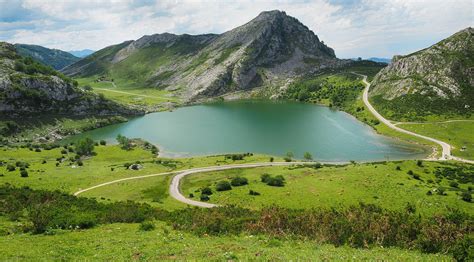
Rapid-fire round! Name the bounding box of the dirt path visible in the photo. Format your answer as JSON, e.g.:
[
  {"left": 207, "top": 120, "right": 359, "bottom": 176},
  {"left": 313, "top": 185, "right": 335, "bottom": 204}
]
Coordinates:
[
  {"left": 74, "top": 161, "right": 317, "bottom": 208},
  {"left": 355, "top": 73, "right": 473, "bottom": 164}
]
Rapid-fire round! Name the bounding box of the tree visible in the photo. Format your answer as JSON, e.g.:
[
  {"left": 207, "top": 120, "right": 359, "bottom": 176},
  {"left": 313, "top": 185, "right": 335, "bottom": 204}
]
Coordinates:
[
  {"left": 75, "top": 137, "right": 95, "bottom": 156},
  {"left": 304, "top": 152, "right": 313, "bottom": 161},
  {"left": 116, "top": 134, "right": 132, "bottom": 150},
  {"left": 284, "top": 151, "right": 294, "bottom": 162}
]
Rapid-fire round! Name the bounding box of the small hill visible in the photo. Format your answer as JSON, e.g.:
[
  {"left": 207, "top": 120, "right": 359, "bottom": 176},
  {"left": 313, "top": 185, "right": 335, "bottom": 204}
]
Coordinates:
[
  {"left": 0, "top": 42, "right": 142, "bottom": 116},
  {"left": 63, "top": 10, "right": 346, "bottom": 101},
  {"left": 370, "top": 27, "right": 474, "bottom": 120},
  {"left": 14, "top": 44, "right": 80, "bottom": 70}
]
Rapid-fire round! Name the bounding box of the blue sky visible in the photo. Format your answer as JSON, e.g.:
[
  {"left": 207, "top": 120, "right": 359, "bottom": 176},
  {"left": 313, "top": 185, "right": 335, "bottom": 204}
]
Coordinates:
[{"left": 0, "top": 0, "right": 472, "bottom": 58}]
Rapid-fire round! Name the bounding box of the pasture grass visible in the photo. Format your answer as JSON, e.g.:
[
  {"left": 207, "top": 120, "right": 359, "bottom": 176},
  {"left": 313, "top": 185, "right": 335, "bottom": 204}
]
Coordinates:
[{"left": 0, "top": 221, "right": 452, "bottom": 261}]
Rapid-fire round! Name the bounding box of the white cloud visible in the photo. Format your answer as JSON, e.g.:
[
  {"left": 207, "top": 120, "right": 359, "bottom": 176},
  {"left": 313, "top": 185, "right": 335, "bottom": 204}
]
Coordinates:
[{"left": 0, "top": 0, "right": 472, "bottom": 57}]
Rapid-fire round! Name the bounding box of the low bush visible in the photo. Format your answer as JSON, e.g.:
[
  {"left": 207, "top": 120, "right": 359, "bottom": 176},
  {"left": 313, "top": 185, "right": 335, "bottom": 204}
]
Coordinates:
[
  {"left": 200, "top": 194, "right": 210, "bottom": 201},
  {"left": 6, "top": 164, "right": 15, "bottom": 171},
  {"left": 201, "top": 187, "right": 213, "bottom": 195},
  {"left": 20, "top": 170, "right": 28, "bottom": 177},
  {"left": 249, "top": 190, "right": 261, "bottom": 196},
  {"left": 216, "top": 181, "right": 232, "bottom": 191},
  {"left": 261, "top": 174, "right": 285, "bottom": 187},
  {"left": 99, "top": 140, "right": 107, "bottom": 146},
  {"left": 230, "top": 177, "right": 248, "bottom": 187},
  {"left": 139, "top": 221, "right": 155, "bottom": 231},
  {"left": 449, "top": 181, "right": 459, "bottom": 188},
  {"left": 461, "top": 192, "right": 472, "bottom": 202}
]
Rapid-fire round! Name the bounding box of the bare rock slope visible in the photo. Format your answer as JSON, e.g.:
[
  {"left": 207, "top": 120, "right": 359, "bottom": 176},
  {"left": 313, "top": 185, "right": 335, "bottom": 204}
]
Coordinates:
[{"left": 63, "top": 10, "right": 346, "bottom": 101}]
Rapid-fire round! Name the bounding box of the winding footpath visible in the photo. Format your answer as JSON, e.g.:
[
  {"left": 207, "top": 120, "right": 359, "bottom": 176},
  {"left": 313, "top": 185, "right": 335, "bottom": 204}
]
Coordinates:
[
  {"left": 357, "top": 73, "right": 473, "bottom": 164},
  {"left": 74, "top": 161, "right": 314, "bottom": 207}
]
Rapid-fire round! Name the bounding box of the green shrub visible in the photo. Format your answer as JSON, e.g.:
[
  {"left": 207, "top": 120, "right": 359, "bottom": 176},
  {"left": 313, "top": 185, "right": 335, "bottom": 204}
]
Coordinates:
[
  {"left": 77, "top": 160, "right": 83, "bottom": 166},
  {"left": 461, "top": 192, "right": 471, "bottom": 202},
  {"left": 261, "top": 174, "right": 271, "bottom": 183},
  {"left": 139, "top": 221, "right": 155, "bottom": 231},
  {"left": 6, "top": 164, "right": 15, "bottom": 171},
  {"left": 407, "top": 170, "right": 414, "bottom": 176},
  {"left": 201, "top": 187, "right": 213, "bottom": 195},
  {"left": 417, "top": 160, "right": 423, "bottom": 167},
  {"left": 269, "top": 157, "right": 274, "bottom": 162},
  {"left": 99, "top": 140, "right": 106, "bottom": 146},
  {"left": 20, "top": 170, "right": 28, "bottom": 177},
  {"left": 449, "top": 181, "right": 459, "bottom": 188},
  {"left": 266, "top": 175, "right": 285, "bottom": 187},
  {"left": 200, "top": 194, "right": 210, "bottom": 201},
  {"left": 216, "top": 181, "right": 232, "bottom": 191},
  {"left": 396, "top": 166, "right": 401, "bottom": 171},
  {"left": 230, "top": 177, "right": 248, "bottom": 187},
  {"left": 249, "top": 190, "right": 260, "bottom": 196},
  {"left": 61, "top": 149, "right": 68, "bottom": 154},
  {"left": 75, "top": 137, "right": 95, "bottom": 156}
]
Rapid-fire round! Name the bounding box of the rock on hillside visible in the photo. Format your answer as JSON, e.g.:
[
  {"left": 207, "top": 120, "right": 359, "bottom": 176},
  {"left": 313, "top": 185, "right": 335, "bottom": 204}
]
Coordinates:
[
  {"left": 63, "top": 10, "right": 347, "bottom": 101},
  {"left": 15, "top": 44, "right": 80, "bottom": 70},
  {"left": 0, "top": 42, "right": 142, "bottom": 117},
  {"left": 369, "top": 27, "right": 473, "bottom": 119}
]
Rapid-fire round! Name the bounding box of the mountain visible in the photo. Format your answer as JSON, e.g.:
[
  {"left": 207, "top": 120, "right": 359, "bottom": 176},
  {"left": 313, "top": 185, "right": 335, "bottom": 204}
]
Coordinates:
[
  {"left": 367, "top": 57, "right": 391, "bottom": 64},
  {"left": 63, "top": 10, "right": 346, "bottom": 101},
  {"left": 68, "top": 49, "right": 95, "bottom": 58},
  {"left": 0, "top": 42, "right": 141, "bottom": 116},
  {"left": 14, "top": 44, "right": 80, "bottom": 70},
  {"left": 369, "top": 27, "right": 473, "bottom": 120}
]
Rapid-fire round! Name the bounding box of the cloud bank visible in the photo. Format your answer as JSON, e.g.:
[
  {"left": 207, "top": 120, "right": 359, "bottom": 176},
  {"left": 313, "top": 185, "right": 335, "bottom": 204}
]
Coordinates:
[{"left": 0, "top": 0, "right": 472, "bottom": 58}]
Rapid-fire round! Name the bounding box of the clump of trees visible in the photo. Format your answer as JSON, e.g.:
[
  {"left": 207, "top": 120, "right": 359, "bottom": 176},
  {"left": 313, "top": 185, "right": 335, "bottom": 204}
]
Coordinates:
[
  {"left": 116, "top": 134, "right": 132, "bottom": 150},
  {"left": 75, "top": 137, "right": 95, "bottom": 156}
]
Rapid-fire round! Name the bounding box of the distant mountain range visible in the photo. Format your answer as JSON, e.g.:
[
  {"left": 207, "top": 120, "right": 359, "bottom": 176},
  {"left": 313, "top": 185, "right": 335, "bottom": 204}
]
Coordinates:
[
  {"left": 62, "top": 10, "right": 347, "bottom": 101},
  {"left": 350, "top": 57, "right": 391, "bottom": 64},
  {"left": 14, "top": 44, "right": 80, "bottom": 70},
  {"left": 370, "top": 27, "right": 473, "bottom": 120},
  {"left": 68, "top": 49, "right": 95, "bottom": 58}
]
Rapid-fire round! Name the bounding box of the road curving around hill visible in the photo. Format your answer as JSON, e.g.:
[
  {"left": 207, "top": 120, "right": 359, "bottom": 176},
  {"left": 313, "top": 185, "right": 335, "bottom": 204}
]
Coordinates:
[{"left": 356, "top": 73, "right": 473, "bottom": 164}]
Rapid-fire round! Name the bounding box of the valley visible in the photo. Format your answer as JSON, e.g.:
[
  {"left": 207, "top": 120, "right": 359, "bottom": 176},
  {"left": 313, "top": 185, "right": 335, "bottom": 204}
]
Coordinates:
[{"left": 0, "top": 7, "right": 472, "bottom": 261}]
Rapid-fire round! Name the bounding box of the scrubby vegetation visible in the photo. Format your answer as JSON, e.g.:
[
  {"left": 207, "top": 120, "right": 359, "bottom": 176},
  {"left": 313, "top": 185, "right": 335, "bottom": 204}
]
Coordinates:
[{"left": 1, "top": 185, "right": 472, "bottom": 260}]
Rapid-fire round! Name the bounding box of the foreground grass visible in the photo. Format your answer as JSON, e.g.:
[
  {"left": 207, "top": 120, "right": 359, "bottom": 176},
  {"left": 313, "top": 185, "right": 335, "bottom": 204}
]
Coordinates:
[
  {"left": 0, "top": 221, "right": 453, "bottom": 261},
  {"left": 181, "top": 161, "right": 474, "bottom": 216},
  {"left": 399, "top": 121, "right": 474, "bottom": 160}
]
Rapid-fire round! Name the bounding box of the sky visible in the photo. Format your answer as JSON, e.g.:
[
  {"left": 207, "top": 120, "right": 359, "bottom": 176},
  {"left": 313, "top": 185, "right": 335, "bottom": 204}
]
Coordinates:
[{"left": 0, "top": 0, "right": 472, "bottom": 58}]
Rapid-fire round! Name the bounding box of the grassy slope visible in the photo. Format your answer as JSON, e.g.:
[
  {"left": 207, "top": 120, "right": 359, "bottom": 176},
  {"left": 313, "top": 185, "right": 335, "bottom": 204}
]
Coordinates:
[
  {"left": 76, "top": 77, "right": 180, "bottom": 111},
  {"left": 180, "top": 161, "right": 474, "bottom": 216},
  {"left": 0, "top": 220, "right": 450, "bottom": 261},
  {"left": 0, "top": 146, "right": 278, "bottom": 206},
  {"left": 398, "top": 121, "right": 474, "bottom": 160}
]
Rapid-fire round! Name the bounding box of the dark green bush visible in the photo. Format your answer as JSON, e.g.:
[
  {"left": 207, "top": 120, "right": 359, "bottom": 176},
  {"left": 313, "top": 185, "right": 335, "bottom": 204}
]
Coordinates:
[
  {"left": 99, "top": 140, "right": 106, "bottom": 146},
  {"left": 200, "top": 194, "right": 210, "bottom": 201},
  {"left": 216, "top": 181, "right": 232, "bottom": 191},
  {"left": 449, "top": 181, "right": 459, "bottom": 188},
  {"left": 201, "top": 187, "right": 213, "bottom": 195},
  {"left": 261, "top": 174, "right": 271, "bottom": 183},
  {"left": 6, "top": 164, "right": 15, "bottom": 171},
  {"left": 249, "top": 190, "right": 261, "bottom": 196},
  {"left": 230, "top": 177, "right": 248, "bottom": 187},
  {"left": 20, "top": 170, "right": 28, "bottom": 177},
  {"left": 139, "top": 221, "right": 155, "bottom": 231},
  {"left": 461, "top": 192, "right": 472, "bottom": 202}
]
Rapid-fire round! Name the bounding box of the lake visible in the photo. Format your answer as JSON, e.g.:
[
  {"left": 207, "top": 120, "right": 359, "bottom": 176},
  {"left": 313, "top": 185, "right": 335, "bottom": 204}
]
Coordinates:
[{"left": 72, "top": 100, "right": 428, "bottom": 161}]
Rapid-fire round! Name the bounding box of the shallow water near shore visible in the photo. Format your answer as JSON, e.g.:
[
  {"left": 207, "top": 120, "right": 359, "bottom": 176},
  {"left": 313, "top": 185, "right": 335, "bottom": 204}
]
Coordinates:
[{"left": 69, "top": 100, "right": 429, "bottom": 161}]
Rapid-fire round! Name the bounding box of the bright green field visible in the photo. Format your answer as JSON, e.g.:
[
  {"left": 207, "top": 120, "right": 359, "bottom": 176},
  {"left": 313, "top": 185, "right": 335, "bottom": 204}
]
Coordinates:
[
  {"left": 181, "top": 161, "right": 474, "bottom": 216},
  {"left": 0, "top": 220, "right": 450, "bottom": 261},
  {"left": 76, "top": 77, "right": 180, "bottom": 110},
  {"left": 398, "top": 121, "right": 474, "bottom": 160},
  {"left": 0, "top": 146, "right": 277, "bottom": 195}
]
